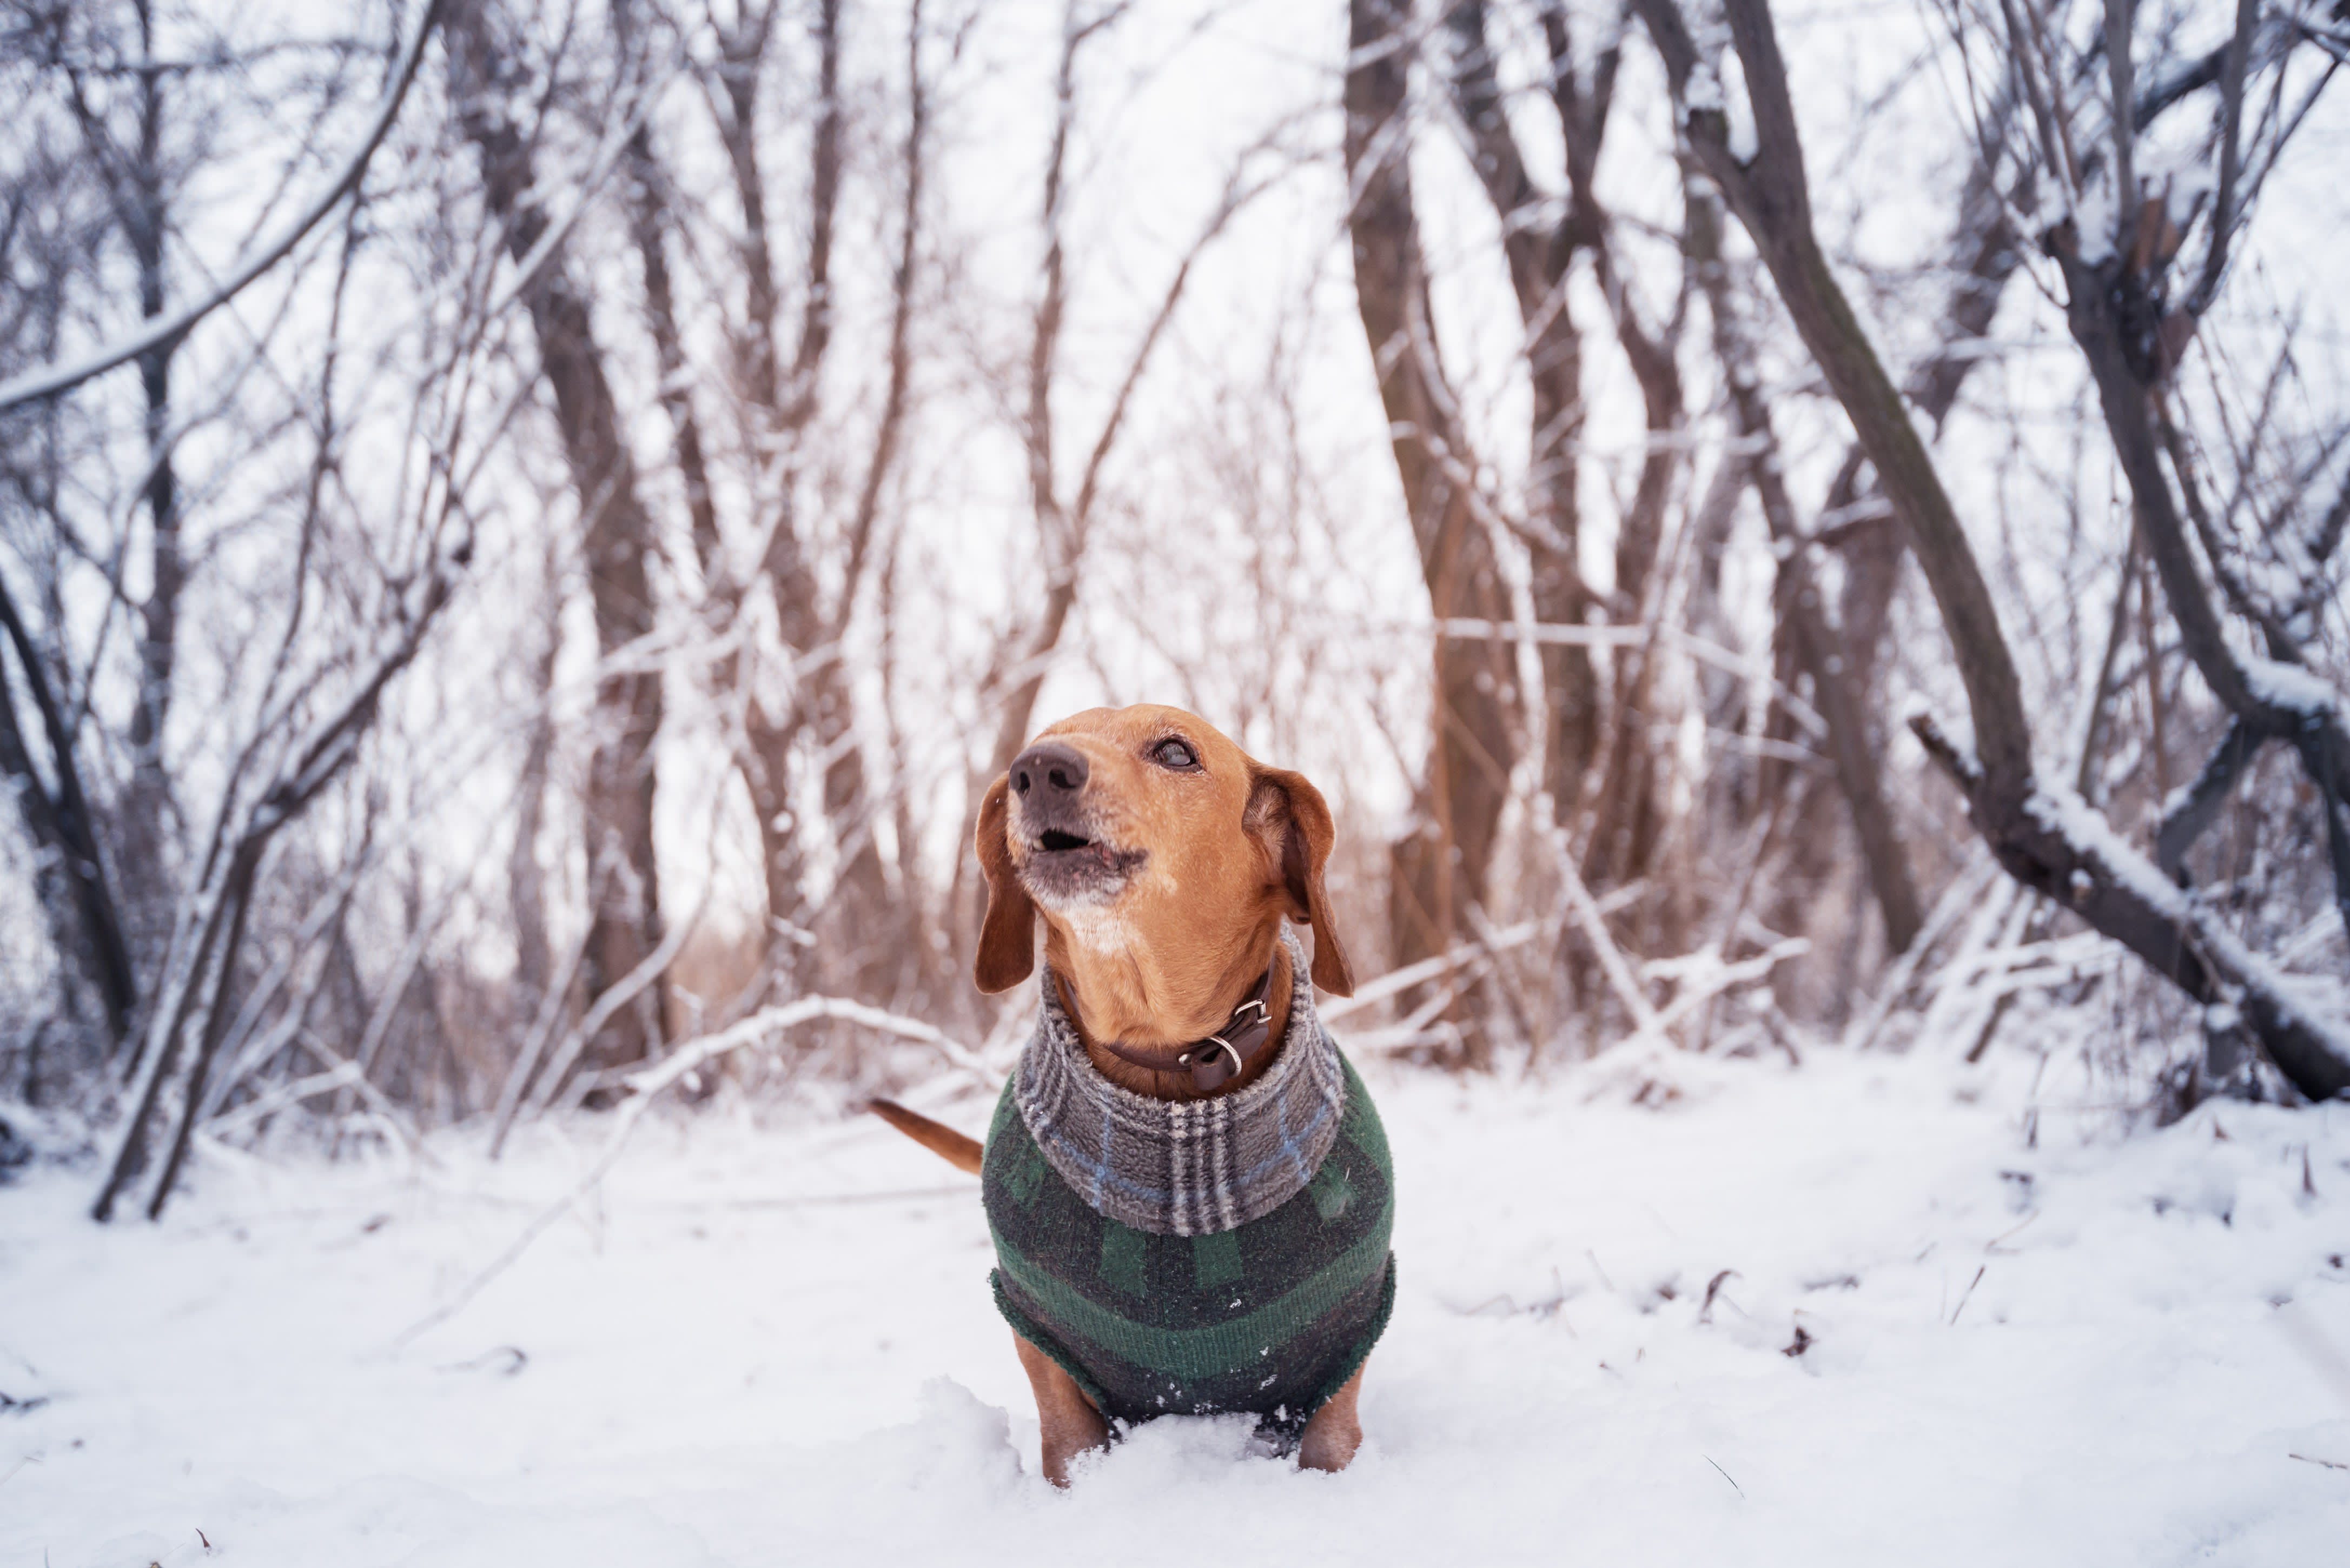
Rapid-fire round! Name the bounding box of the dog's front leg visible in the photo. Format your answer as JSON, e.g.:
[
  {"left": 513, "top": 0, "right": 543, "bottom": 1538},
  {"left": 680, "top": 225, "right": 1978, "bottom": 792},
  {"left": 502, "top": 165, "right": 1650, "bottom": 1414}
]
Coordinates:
[
  {"left": 1295, "top": 1363, "right": 1365, "bottom": 1472},
  {"left": 1012, "top": 1332, "right": 1109, "bottom": 1486}
]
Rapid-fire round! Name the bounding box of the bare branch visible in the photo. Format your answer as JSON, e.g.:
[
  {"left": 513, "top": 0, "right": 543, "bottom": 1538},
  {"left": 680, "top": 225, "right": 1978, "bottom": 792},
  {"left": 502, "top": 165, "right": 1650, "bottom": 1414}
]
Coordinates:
[
  {"left": 0, "top": 0, "right": 445, "bottom": 414},
  {"left": 392, "top": 995, "right": 991, "bottom": 1348},
  {"left": 2190, "top": 0, "right": 2263, "bottom": 314}
]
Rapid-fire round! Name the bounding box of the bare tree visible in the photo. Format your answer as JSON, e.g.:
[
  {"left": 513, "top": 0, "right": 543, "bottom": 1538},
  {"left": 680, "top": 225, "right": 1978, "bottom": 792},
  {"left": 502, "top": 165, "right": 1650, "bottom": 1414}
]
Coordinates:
[
  {"left": 1682, "top": 169, "right": 1924, "bottom": 958},
  {"left": 1631, "top": 0, "right": 2349, "bottom": 1100},
  {"left": 645, "top": 0, "right": 917, "bottom": 1006},
  {"left": 447, "top": 0, "right": 669, "bottom": 1078},
  {"left": 0, "top": 0, "right": 501, "bottom": 1207},
  {"left": 94, "top": 541, "right": 466, "bottom": 1219},
  {"left": 1436, "top": 2, "right": 1703, "bottom": 917},
  {"left": 3, "top": 0, "right": 2337, "bottom": 1189},
  {"left": 1345, "top": 0, "right": 1522, "bottom": 1059},
  {"left": 944, "top": 0, "right": 1276, "bottom": 984}
]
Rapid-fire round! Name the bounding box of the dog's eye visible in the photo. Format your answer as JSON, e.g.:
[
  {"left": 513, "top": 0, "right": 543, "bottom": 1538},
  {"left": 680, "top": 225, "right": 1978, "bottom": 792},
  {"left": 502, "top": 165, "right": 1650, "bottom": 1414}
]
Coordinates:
[{"left": 1151, "top": 738, "right": 1199, "bottom": 771}]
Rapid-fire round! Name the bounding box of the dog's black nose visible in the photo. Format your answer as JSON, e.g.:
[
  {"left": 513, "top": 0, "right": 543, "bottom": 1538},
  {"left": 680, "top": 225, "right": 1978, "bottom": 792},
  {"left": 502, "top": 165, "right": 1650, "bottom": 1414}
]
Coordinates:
[{"left": 1010, "top": 740, "right": 1089, "bottom": 802}]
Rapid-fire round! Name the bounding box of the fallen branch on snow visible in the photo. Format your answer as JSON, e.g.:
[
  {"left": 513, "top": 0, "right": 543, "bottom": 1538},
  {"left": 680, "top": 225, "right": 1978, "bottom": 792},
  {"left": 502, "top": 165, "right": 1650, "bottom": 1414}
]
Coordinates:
[{"left": 389, "top": 996, "right": 990, "bottom": 1348}]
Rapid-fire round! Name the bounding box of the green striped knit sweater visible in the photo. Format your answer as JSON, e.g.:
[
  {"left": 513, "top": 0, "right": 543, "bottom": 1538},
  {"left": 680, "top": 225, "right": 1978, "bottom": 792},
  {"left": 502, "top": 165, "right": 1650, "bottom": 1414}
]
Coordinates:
[{"left": 982, "top": 1045, "right": 1395, "bottom": 1438}]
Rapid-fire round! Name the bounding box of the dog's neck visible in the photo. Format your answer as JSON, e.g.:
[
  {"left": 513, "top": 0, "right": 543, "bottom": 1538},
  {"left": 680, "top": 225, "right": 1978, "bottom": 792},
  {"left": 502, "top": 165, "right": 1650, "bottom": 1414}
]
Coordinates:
[{"left": 1044, "top": 919, "right": 1295, "bottom": 1102}]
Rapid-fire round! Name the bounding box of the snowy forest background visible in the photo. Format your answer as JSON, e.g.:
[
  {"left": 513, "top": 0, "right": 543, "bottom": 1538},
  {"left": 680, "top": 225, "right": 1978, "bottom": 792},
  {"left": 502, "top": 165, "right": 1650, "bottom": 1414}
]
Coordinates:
[
  {"left": 5, "top": 0, "right": 2350, "bottom": 1558},
  {"left": 4, "top": 0, "right": 2345, "bottom": 1213}
]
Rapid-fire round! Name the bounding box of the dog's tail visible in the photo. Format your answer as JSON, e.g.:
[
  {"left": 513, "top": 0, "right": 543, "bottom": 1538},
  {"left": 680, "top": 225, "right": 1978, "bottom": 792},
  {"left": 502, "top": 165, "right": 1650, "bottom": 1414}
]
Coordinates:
[{"left": 868, "top": 1099, "right": 985, "bottom": 1175}]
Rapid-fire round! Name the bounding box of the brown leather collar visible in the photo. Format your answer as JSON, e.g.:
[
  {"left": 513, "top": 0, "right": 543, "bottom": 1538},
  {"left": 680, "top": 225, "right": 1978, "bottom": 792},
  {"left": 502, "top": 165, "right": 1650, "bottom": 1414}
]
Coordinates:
[{"left": 1093, "top": 967, "right": 1277, "bottom": 1092}]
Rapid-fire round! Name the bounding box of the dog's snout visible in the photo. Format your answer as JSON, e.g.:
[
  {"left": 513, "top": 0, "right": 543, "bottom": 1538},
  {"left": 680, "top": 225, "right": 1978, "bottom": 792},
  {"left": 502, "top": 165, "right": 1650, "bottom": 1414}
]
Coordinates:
[{"left": 1010, "top": 741, "right": 1089, "bottom": 803}]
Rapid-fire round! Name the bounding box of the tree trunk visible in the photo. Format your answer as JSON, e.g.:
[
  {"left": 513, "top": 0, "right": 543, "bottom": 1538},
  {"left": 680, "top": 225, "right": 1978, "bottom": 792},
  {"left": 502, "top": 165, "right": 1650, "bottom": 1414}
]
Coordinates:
[
  {"left": 0, "top": 577, "right": 137, "bottom": 1046},
  {"left": 1578, "top": 263, "right": 1683, "bottom": 896},
  {"left": 1685, "top": 177, "right": 1923, "bottom": 954},
  {"left": 1348, "top": 0, "right": 1519, "bottom": 1059},
  {"left": 111, "top": 2, "right": 184, "bottom": 984},
  {"left": 448, "top": 0, "right": 665, "bottom": 1075},
  {"left": 704, "top": 0, "right": 897, "bottom": 995},
  {"left": 1442, "top": 2, "right": 1600, "bottom": 827},
  {"left": 506, "top": 549, "right": 560, "bottom": 1028}
]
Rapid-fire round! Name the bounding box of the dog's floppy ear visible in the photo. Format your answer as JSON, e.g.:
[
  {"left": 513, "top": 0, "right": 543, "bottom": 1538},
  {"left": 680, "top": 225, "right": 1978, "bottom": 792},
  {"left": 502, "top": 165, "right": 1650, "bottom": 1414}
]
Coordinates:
[
  {"left": 973, "top": 772, "right": 1036, "bottom": 993},
  {"left": 1246, "top": 766, "right": 1356, "bottom": 998}
]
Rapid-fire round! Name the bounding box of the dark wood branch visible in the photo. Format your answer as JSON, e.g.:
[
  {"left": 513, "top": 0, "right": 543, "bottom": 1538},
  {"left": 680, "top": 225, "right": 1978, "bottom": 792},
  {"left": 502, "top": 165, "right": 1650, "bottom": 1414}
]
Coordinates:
[
  {"left": 2154, "top": 715, "right": 2265, "bottom": 879},
  {"left": 620, "top": 112, "right": 720, "bottom": 577},
  {"left": 2191, "top": 0, "right": 2267, "bottom": 315},
  {"left": 2075, "top": 528, "right": 2142, "bottom": 799},
  {"left": 712, "top": 0, "right": 785, "bottom": 415},
  {"left": 143, "top": 846, "right": 260, "bottom": 1217},
  {"left": 1023, "top": 2, "right": 1083, "bottom": 560},
  {"left": 1442, "top": 2, "right": 1548, "bottom": 311},
  {"left": 1539, "top": 0, "right": 1620, "bottom": 223},
  {"left": 835, "top": 0, "right": 927, "bottom": 644},
  {"left": 2311, "top": 725, "right": 2350, "bottom": 943},
  {"left": 1441, "top": 0, "right": 1600, "bottom": 823},
  {"left": 448, "top": 0, "right": 667, "bottom": 1071},
  {"left": 2303, "top": 470, "right": 2350, "bottom": 608},
  {"left": 1914, "top": 709, "right": 2348, "bottom": 1100},
  {"left": 0, "top": 571, "right": 137, "bottom": 1043},
  {"left": 781, "top": 0, "right": 843, "bottom": 440},
  {"left": 1592, "top": 243, "right": 1682, "bottom": 611},
  {"left": 2105, "top": 0, "right": 2137, "bottom": 263},
  {"left": 2053, "top": 234, "right": 2350, "bottom": 806},
  {"left": 2156, "top": 406, "right": 2294, "bottom": 655},
  {"left": 1997, "top": 0, "right": 2075, "bottom": 194},
  {"left": 2138, "top": 32, "right": 2234, "bottom": 121},
  {"left": 754, "top": 0, "right": 844, "bottom": 660}
]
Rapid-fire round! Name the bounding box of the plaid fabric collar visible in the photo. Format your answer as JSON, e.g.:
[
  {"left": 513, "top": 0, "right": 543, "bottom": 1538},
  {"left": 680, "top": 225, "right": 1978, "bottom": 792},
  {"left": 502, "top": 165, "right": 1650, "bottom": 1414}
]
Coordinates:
[{"left": 1012, "top": 928, "right": 1347, "bottom": 1237}]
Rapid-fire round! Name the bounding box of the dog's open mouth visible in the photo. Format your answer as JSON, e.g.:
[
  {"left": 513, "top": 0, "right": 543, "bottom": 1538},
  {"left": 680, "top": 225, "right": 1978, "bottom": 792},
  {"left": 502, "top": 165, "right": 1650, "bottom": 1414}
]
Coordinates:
[{"left": 1020, "top": 829, "right": 1147, "bottom": 905}]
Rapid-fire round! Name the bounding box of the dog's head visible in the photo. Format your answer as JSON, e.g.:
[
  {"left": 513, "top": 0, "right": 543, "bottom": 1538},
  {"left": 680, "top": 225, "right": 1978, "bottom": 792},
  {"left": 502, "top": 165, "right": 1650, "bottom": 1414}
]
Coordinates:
[{"left": 972, "top": 705, "right": 1354, "bottom": 1012}]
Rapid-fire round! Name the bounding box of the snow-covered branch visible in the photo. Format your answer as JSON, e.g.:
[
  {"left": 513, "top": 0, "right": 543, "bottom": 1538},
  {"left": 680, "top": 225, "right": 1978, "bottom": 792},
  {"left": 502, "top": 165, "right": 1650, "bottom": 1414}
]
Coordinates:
[{"left": 0, "top": 0, "right": 445, "bottom": 415}]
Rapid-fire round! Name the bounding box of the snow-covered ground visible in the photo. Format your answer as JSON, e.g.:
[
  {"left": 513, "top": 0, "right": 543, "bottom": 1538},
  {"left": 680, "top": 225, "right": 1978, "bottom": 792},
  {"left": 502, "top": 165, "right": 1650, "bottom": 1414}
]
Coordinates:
[{"left": 5, "top": 1041, "right": 2347, "bottom": 1567}]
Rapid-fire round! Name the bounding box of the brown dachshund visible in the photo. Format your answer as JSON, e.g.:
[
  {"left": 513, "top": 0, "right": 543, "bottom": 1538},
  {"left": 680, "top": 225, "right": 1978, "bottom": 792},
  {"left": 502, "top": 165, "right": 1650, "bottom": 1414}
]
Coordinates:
[{"left": 872, "top": 704, "right": 1385, "bottom": 1485}]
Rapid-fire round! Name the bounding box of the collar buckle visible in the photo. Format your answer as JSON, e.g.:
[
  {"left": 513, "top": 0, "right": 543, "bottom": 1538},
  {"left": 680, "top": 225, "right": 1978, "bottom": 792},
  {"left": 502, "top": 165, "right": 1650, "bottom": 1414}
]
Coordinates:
[
  {"left": 1188, "top": 1034, "right": 1246, "bottom": 1079},
  {"left": 1102, "top": 966, "right": 1279, "bottom": 1092}
]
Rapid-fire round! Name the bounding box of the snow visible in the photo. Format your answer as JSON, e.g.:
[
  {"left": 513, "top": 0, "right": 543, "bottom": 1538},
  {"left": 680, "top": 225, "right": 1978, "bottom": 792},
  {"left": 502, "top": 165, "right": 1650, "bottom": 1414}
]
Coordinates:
[
  {"left": 5, "top": 1046, "right": 2349, "bottom": 1567},
  {"left": 1679, "top": 56, "right": 1758, "bottom": 166},
  {"left": 2028, "top": 785, "right": 2194, "bottom": 921},
  {"left": 2075, "top": 168, "right": 2119, "bottom": 267},
  {"left": 2026, "top": 785, "right": 2350, "bottom": 1058},
  {"left": 1685, "top": 62, "right": 1727, "bottom": 114},
  {"left": 2245, "top": 658, "right": 2339, "bottom": 717},
  {"left": 1719, "top": 49, "right": 1759, "bottom": 167}
]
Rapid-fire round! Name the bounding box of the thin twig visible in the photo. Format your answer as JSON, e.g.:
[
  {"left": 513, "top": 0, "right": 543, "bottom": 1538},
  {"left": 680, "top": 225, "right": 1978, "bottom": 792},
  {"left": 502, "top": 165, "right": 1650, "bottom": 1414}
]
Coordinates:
[
  {"left": 1950, "top": 1264, "right": 1988, "bottom": 1325},
  {"left": 1553, "top": 828, "right": 1660, "bottom": 1034},
  {"left": 390, "top": 995, "right": 991, "bottom": 1348},
  {"left": 1319, "top": 920, "right": 1545, "bottom": 1022}
]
